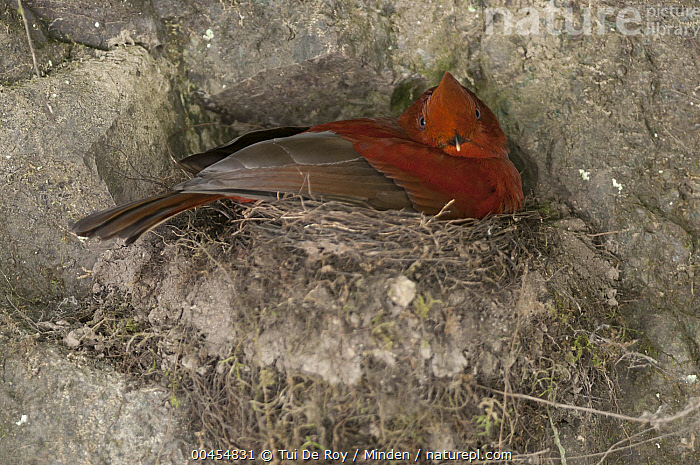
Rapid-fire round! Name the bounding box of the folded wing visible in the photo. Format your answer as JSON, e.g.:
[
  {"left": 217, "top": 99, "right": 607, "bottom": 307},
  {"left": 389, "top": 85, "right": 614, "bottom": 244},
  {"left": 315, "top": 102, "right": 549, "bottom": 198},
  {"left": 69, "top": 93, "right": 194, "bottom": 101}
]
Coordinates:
[
  {"left": 177, "top": 131, "right": 413, "bottom": 210},
  {"left": 72, "top": 130, "right": 415, "bottom": 244}
]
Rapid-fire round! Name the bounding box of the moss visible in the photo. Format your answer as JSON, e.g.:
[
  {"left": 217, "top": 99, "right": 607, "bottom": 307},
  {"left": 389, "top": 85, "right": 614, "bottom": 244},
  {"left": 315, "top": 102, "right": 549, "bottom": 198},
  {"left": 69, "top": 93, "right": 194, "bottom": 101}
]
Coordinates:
[
  {"left": 413, "top": 293, "right": 442, "bottom": 321},
  {"left": 390, "top": 78, "right": 429, "bottom": 116}
]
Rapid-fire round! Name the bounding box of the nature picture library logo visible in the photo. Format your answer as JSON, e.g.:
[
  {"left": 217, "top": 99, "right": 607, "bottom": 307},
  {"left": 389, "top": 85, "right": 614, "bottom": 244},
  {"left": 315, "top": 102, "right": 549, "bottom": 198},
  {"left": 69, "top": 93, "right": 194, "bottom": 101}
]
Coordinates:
[{"left": 483, "top": 4, "right": 700, "bottom": 37}]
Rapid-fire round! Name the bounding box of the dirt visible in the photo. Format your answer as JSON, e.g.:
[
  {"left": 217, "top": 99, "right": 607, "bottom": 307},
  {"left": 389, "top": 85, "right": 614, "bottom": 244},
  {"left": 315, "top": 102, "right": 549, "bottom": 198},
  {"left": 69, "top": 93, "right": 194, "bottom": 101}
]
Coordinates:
[
  {"left": 1, "top": 0, "right": 699, "bottom": 463},
  {"left": 40, "top": 200, "right": 646, "bottom": 461},
  {"left": 0, "top": 319, "right": 191, "bottom": 464}
]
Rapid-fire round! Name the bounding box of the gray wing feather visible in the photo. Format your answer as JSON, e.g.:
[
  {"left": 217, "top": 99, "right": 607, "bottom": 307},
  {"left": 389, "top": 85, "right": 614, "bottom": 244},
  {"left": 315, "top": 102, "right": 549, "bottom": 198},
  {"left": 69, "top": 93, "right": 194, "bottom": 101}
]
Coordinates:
[
  {"left": 194, "top": 131, "right": 364, "bottom": 172},
  {"left": 175, "top": 131, "right": 413, "bottom": 210}
]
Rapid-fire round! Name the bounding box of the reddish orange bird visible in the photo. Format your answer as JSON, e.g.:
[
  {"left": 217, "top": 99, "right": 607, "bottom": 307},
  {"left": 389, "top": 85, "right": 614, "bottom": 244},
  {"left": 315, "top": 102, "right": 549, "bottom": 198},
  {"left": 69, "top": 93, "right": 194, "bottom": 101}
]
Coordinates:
[{"left": 72, "top": 72, "right": 523, "bottom": 244}]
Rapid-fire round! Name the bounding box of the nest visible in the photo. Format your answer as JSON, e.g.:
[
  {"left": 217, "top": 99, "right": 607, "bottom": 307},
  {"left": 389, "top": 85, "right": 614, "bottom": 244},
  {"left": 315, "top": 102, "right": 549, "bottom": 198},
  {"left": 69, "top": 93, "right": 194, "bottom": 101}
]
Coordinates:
[
  {"left": 181, "top": 197, "right": 540, "bottom": 292},
  {"left": 37, "top": 198, "right": 650, "bottom": 460}
]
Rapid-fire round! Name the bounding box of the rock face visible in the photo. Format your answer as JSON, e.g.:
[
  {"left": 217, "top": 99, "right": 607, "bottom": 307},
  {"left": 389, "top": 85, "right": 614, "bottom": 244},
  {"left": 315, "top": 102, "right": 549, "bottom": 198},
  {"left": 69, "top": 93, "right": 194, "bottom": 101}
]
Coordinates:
[
  {"left": 1, "top": 0, "right": 699, "bottom": 463},
  {"left": 0, "top": 45, "right": 181, "bottom": 300},
  {"left": 0, "top": 337, "right": 191, "bottom": 464}
]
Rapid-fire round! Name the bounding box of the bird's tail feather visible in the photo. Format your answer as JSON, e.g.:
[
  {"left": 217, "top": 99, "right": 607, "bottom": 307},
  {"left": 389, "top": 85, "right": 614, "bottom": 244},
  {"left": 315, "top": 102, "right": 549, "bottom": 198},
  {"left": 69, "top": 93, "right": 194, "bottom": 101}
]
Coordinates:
[{"left": 71, "top": 192, "right": 224, "bottom": 244}]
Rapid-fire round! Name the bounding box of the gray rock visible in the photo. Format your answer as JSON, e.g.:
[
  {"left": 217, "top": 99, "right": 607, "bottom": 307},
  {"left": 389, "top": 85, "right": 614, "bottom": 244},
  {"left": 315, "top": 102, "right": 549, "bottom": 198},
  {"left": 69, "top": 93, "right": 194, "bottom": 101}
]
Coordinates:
[{"left": 0, "top": 342, "right": 193, "bottom": 464}]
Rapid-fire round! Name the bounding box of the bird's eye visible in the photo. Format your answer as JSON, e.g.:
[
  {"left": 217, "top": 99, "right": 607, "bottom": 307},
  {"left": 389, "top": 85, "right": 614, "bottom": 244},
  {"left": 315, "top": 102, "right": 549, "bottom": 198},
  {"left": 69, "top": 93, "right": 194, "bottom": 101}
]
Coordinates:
[
  {"left": 418, "top": 115, "right": 426, "bottom": 130},
  {"left": 475, "top": 107, "right": 481, "bottom": 120}
]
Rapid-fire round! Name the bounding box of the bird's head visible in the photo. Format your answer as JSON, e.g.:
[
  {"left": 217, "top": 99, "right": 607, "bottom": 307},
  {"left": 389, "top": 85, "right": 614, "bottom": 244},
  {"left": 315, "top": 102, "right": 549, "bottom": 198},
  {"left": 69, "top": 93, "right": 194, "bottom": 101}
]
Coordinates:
[{"left": 399, "top": 72, "right": 508, "bottom": 159}]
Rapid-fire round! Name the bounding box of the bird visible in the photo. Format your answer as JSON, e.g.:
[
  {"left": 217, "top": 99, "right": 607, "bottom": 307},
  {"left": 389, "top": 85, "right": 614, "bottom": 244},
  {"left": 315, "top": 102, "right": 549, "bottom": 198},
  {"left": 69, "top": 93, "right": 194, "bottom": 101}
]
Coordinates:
[{"left": 72, "top": 72, "right": 523, "bottom": 244}]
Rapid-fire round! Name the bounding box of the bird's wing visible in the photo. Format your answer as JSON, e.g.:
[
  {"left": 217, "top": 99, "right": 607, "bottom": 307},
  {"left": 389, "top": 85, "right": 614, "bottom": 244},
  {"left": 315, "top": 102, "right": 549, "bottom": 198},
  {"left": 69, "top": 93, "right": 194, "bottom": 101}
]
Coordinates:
[
  {"left": 176, "top": 131, "right": 414, "bottom": 210},
  {"left": 351, "top": 136, "right": 517, "bottom": 218},
  {"left": 349, "top": 137, "right": 457, "bottom": 215},
  {"left": 177, "top": 126, "right": 310, "bottom": 174}
]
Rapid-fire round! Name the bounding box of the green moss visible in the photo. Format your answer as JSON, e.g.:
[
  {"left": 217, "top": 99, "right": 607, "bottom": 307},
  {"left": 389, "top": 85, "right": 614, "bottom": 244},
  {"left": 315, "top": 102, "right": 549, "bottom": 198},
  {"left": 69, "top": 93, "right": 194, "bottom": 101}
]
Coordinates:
[
  {"left": 538, "top": 201, "right": 554, "bottom": 217},
  {"left": 371, "top": 321, "right": 396, "bottom": 349},
  {"left": 390, "top": 78, "right": 429, "bottom": 117},
  {"left": 474, "top": 397, "right": 503, "bottom": 438},
  {"left": 551, "top": 291, "right": 574, "bottom": 323},
  {"left": 426, "top": 53, "right": 458, "bottom": 83},
  {"left": 566, "top": 333, "right": 589, "bottom": 364},
  {"left": 413, "top": 293, "right": 443, "bottom": 321}
]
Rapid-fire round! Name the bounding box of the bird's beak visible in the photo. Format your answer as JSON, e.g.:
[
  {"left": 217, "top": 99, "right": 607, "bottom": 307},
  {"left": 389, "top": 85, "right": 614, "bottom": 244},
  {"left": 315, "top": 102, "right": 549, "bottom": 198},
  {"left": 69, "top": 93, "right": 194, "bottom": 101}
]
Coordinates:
[{"left": 455, "top": 136, "right": 461, "bottom": 152}]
